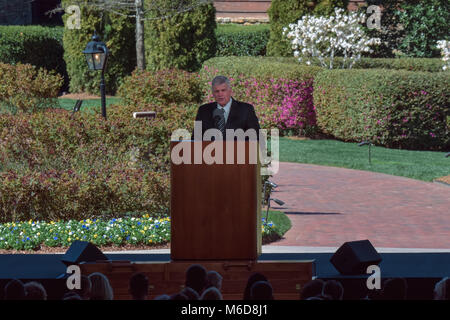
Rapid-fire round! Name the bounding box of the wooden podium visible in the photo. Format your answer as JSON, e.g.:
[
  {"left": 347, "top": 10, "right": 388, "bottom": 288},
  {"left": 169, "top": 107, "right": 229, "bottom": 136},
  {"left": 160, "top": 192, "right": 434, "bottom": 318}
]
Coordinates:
[
  {"left": 75, "top": 141, "right": 315, "bottom": 300},
  {"left": 170, "top": 140, "right": 262, "bottom": 260}
]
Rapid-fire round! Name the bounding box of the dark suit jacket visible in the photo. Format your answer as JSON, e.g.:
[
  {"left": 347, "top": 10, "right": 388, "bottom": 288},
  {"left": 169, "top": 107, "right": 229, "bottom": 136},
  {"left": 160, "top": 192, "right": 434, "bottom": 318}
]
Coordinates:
[{"left": 193, "top": 98, "right": 260, "bottom": 140}]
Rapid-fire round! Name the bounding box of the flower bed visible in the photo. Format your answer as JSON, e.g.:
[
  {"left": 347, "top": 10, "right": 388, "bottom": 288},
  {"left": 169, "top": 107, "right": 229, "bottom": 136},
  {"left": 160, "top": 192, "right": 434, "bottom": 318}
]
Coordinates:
[{"left": 0, "top": 214, "right": 279, "bottom": 251}]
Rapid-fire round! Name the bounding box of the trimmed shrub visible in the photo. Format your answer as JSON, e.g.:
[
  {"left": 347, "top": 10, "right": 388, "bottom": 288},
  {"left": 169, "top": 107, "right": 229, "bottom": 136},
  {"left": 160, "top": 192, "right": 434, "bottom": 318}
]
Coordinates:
[
  {"left": 203, "top": 56, "right": 444, "bottom": 73},
  {"left": 0, "top": 97, "right": 198, "bottom": 222},
  {"left": 0, "top": 63, "right": 63, "bottom": 114},
  {"left": 267, "top": 0, "right": 348, "bottom": 57},
  {"left": 0, "top": 25, "right": 65, "bottom": 77},
  {"left": 216, "top": 23, "right": 270, "bottom": 56},
  {"left": 349, "top": 57, "right": 444, "bottom": 72},
  {"left": 202, "top": 56, "right": 322, "bottom": 80},
  {"left": 118, "top": 68, "right": 204, "bottom": 107},
  {"left": 294, "top": 56, "right": 444, "bottom": 72},
  {"left": 61, "top": 0, "right": 136, "bottom": 94},
  {"left": 313, "top": 69, "right": 450, "bottom": 150},
  {"left": 0, "top": 165, "right": 169, "bottom": 223},
  {"left": 145, "top": 0, "right": 217, "bottom": 72}
]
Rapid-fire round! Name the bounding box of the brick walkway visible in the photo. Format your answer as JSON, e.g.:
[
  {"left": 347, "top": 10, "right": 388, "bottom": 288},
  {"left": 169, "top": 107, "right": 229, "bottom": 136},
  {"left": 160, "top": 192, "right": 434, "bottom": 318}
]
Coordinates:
[{"left": 269, "top": 162, "right": 450, "bottom": 249}]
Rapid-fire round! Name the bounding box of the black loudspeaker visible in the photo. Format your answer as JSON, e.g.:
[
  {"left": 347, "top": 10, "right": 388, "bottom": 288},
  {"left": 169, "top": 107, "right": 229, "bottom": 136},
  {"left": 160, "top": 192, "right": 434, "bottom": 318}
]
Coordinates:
[
  {"left": 61, "top": 241, "right": 108, "bottom": 266},
  {"left": 330, "top": 240, "right": 382, "bottom": 275}
]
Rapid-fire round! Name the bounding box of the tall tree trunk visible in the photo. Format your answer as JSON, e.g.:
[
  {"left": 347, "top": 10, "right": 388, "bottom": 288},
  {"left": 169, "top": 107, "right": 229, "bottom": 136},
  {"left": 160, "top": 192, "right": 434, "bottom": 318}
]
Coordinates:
[{"left": 135, "top": 0, "right": 145, "bottom": 70}]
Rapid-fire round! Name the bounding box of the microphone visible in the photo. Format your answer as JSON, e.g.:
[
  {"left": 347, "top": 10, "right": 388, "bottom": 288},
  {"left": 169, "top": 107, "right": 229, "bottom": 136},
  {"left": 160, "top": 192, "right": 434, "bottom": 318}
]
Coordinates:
[{"left": 213, "top": 108, "right": 224, "bottom": 127}]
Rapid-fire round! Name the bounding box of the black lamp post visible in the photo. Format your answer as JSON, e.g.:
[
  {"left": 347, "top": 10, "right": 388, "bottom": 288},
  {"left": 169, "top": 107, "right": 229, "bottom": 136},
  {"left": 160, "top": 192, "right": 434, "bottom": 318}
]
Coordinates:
[{"left": 83, "top": 32, "right": 109, "bottom": 119}]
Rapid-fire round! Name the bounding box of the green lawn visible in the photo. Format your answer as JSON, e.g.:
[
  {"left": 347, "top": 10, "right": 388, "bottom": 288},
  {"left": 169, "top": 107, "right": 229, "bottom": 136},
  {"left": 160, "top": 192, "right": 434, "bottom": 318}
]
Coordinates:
[
  {"left": 216, "top": 23, "right": 270, "bottom": 34},
  {"left": 57, "top": 97, "right": 122, "bottom": 113},
  {"left": 263, "top": 210, "right": 291, "bottom": 244},
  {"left": 276, "top": 137, "right": 450, "bottom": 182}
]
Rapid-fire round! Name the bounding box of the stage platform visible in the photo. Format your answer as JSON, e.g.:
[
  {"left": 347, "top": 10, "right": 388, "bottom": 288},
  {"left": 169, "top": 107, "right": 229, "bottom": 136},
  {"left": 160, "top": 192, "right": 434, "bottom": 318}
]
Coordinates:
[{"left": 1, "top": 250, "right": 449, "bottom": 300}]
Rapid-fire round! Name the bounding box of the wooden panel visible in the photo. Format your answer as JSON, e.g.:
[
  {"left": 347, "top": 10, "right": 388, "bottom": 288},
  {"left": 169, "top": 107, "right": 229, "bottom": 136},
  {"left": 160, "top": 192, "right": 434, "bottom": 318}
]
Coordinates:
[
  {"left": 170, "top": 141, "right": 261, "bottom": 260},
  {"left": 79, "top": 260, "right": 314, "bottom": 300}
]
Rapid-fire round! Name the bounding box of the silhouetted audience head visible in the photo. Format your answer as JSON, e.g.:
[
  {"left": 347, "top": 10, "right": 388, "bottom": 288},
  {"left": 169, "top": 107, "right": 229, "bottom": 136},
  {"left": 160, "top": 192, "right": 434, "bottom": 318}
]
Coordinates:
[
  {"left": 4, "top": 279, "right": 26, "bottom": 300},
  {"left": 301, "top": 279, "right": 325, "bottom": 300},
  {"left": 88, "top": 272, "right": 114, "bottom": 300},
  {"left": 244, "top": 272, "right": 268, "bottom": 300},
  {"left": 24, "top": 281, "right": 47, "bottom": 300},
  {"left": 206, "top": 270, "right": 223, "bottom": 291},
  {"left": 250, "top": 281, "right": 274, "bottom": 300},
  {"left": 200, "top": 287, "right": 223, "bottom": 300},
  {"left": 181, "top": 286, "right": 200, "bottom": 300},
  {"left": 154, "top": 294, "right": 170, "bottom": 300},
  {"left": 434, "top": 277, "right": 450, "bottom": 300},
  {"left": 185, "top": 264, "right": 207, "bottom": 295},
  {"left": 129, "top": 272, "right": 149, "bottom": 300},
  {"left": 381, "top": 278, "right": 408, "bottom": 300},
  {"left": 323, "top": 280, "right": 344, "bottom": 300},
  {"left": 170, "top": 292, "right": 188, "bottom": 300},
  {"left": 62, "top": 292, "right": 82, "bottom": 300},
  {"left": 72, "top": 275, "right": 91, "bottom": 300}
]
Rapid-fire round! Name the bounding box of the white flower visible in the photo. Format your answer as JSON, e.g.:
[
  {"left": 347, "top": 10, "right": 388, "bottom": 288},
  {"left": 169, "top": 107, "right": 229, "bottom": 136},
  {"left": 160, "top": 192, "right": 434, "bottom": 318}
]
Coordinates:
[
  {"left": 284, "top": 7, "right": 380, "bottom": 69},
  {"left": 436, "top": 40, "right": 450, "bottom": 71}
]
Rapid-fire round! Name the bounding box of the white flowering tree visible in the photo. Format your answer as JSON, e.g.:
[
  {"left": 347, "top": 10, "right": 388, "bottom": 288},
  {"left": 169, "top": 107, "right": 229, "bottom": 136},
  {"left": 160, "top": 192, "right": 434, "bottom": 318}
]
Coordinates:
[
  {"left": 283, "top": 8, "right": 380, "bottom": 69},
  {"left": 436, "top": 40, "right": 450, "bottom": 71}
]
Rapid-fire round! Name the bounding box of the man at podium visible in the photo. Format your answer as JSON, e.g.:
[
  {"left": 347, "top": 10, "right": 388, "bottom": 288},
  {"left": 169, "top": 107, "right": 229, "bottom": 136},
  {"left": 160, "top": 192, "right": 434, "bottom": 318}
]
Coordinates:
[{"left": 194, "top": 75, "right": 260, "bottom": 140}]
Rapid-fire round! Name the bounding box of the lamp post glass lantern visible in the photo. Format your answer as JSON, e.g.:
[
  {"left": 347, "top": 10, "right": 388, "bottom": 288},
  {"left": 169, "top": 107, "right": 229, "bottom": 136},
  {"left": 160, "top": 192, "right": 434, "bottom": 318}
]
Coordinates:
[{"left": 83, "top": 32, "right": 109, "bottom": 119}]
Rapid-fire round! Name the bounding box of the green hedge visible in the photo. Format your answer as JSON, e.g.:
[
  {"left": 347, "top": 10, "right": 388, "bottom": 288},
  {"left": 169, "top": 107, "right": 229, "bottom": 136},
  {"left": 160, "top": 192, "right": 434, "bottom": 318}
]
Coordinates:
[
  {"left": 145, "top": 0, "right": 216, "bottom": 72},
  {"left": 61, "top": 0, "right": 136, "bottom": 94},
  {"left": 0, "top": 25, "right": 67, "bottom": 90},
  {"left": 216, "top": 24, "right": 270, "bottom": 56},
  {"left": 203, "top": 56, "right": 445, "bottom": 73},
  {"left": 314, "top": 69, "right": 450, "bottom": 150},
  {"left": 201, "top": 56, "right": 322, "bottom": 80},
  {"left": 267, "top": 0, "right": 348, "bottom": 57}
]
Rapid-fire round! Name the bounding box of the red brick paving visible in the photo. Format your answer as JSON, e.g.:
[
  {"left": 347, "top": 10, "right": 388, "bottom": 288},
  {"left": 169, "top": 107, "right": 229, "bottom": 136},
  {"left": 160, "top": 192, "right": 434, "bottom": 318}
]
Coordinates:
[{"left": 269, "top": 162, "right": 450, "bottom": 249}]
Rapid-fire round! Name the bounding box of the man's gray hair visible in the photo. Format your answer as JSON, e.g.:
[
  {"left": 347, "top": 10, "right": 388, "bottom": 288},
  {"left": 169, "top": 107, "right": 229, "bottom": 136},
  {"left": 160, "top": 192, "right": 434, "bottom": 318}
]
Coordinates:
[{"left": 211, "top": 75, "right": 231, "bottom": 90}]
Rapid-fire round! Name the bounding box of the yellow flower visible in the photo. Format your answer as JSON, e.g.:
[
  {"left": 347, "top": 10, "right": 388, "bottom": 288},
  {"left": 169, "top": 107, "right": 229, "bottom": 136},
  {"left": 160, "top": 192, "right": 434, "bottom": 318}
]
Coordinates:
[
  {"left": 144, "top": 227, "right": 148, "bottom": 231},
  {"left": 94, "top": 234, "right": 97, "bottom": 238},
  {"left": 68, "top": 238, "right": 71, "bottom": 242},
  {"left": 148, "top": 239, "right": 153, "bottom": 243}
]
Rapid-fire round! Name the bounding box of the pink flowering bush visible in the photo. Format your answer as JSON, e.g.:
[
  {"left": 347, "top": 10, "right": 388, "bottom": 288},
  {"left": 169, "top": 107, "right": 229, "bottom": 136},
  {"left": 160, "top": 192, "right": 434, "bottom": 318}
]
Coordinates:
[{"left": 201, "top": 66, "right": 317, "bottom": 136}]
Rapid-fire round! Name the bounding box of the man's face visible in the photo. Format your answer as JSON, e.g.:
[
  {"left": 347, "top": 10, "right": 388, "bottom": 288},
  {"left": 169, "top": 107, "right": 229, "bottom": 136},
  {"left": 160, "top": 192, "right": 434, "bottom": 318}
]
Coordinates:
[{"left": 212, "top": 83, "right": 232, "bottom": 106}]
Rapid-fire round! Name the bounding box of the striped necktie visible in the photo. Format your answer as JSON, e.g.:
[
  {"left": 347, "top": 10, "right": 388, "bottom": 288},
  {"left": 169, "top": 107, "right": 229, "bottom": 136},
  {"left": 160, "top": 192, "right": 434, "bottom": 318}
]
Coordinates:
[{"left": 214, "top": 108, "right": 226, "bottom": 139}]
